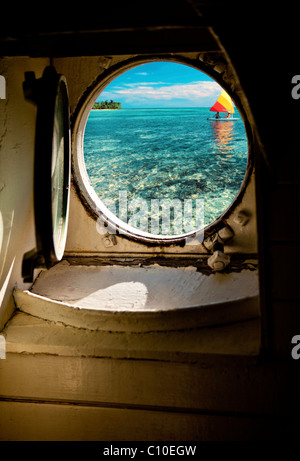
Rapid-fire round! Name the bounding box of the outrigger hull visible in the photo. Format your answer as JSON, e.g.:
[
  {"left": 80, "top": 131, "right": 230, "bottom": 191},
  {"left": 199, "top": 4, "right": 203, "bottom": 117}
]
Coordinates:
[{"left": 207, "top": 117, "right": 239, "bottom": 121}]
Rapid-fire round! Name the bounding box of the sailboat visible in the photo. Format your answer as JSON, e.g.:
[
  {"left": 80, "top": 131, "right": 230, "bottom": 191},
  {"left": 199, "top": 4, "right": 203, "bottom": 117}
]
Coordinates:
[{"left": 207, "top": 90, "right": 239, "bottom": 121}]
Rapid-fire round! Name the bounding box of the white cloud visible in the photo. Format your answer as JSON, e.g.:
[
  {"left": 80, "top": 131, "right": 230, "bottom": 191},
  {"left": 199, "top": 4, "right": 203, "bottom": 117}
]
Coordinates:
[
  {"left": 100, "top": 80, "right": 223, "bottom": 107},
  {"left": 123, "top": 81, "right": 166, "bottom": 87},
  {"left": 106, "top": 81, "right": 221, "bottom": 101}
]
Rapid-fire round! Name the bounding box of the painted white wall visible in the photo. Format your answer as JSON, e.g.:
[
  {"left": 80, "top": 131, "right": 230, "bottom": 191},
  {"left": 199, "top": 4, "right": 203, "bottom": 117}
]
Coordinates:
[{"left": 0, "top": 58, "right": 51, "bottom": 329}]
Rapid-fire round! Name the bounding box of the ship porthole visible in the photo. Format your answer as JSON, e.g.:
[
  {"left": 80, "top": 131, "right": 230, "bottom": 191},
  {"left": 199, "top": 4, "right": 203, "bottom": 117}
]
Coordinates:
[{"left": 72, "top": 56, "right": 252, "bottom": 245}]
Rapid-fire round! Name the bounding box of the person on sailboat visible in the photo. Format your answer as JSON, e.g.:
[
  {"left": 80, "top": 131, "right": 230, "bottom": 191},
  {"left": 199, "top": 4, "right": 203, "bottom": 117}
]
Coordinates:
[{"left": 209, "top": 90, "right": 236, "bottom": 120}]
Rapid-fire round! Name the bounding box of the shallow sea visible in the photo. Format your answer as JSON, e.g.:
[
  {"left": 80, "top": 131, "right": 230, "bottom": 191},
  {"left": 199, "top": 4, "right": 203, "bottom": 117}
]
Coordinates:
[{"left": 83, "top": 108, "right": 248, "bottom": 235}]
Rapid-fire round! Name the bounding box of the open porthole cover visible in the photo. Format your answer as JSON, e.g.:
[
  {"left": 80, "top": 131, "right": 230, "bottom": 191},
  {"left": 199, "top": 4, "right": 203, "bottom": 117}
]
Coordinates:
[{"left": 23, "top": 66, "right": 71, "bottom": 279}]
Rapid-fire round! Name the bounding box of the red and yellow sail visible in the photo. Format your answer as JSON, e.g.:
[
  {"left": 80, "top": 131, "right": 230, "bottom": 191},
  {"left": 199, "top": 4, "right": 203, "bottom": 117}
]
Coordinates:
[{"left": 210, "top": 90, "right": 234, "bottom": 113}]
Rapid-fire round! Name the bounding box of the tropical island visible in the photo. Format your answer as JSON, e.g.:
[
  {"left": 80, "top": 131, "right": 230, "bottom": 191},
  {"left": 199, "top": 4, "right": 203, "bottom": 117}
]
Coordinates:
[{"left": 92, "top": 100, "right": 122, "bottom": 110}]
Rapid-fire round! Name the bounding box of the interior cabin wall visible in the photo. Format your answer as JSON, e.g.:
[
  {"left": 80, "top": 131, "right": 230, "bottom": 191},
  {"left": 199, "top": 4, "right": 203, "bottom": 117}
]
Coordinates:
[
  {"left": 0, "top": 58, "right": 49, "bottom": 330},
  {"left": 0, "top": 53, "right": 259, "bottom": 332}
]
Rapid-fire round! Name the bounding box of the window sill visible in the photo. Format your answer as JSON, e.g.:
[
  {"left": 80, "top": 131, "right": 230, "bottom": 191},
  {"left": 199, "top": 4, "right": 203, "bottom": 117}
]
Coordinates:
[
  {"left": 15, "top": 260, "right": 259, "bottom": 332},
  {"left": 8, "top": 260, "right": 261, "bottom": 364}
]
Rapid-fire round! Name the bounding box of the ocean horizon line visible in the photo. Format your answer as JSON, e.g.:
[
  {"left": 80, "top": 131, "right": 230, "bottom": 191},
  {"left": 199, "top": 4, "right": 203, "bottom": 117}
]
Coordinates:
[{"left": 91, "top": 106, "right": 212, "bottom": 110}]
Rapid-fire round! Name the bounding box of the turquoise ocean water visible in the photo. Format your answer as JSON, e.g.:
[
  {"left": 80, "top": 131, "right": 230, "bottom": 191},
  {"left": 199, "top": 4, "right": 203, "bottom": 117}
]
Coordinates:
[{"left": 83, "top": 108, "right": 248, "bottom": 235}]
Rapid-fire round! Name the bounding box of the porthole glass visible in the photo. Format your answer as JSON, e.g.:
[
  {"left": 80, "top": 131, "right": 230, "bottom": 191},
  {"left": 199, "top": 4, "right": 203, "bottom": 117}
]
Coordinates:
[{"left": 80, "top": 60, "right": 249, "bottom": 240}]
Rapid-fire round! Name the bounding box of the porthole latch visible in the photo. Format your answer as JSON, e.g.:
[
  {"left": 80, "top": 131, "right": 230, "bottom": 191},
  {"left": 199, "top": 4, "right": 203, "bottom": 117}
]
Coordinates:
[{"left": 204, "top": 225, "right": 234, "bottom": 271}]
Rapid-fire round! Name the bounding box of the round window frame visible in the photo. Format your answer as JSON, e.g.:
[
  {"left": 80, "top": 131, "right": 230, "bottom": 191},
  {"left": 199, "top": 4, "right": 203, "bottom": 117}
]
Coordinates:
[{"left": 72, "top": 55, "right": 252, "bottom": 245}]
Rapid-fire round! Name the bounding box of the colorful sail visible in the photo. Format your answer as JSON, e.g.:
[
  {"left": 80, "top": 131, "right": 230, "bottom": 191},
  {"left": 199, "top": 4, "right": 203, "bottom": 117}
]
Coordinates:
[{"left": 210, "top": 90, "right": 234, "bottom": 113}]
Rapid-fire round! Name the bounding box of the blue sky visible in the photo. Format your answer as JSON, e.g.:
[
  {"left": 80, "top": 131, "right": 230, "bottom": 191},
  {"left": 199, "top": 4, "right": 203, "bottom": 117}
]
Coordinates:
[{"left": 97, "top": 61, "right": 223, "bottom": 108}]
